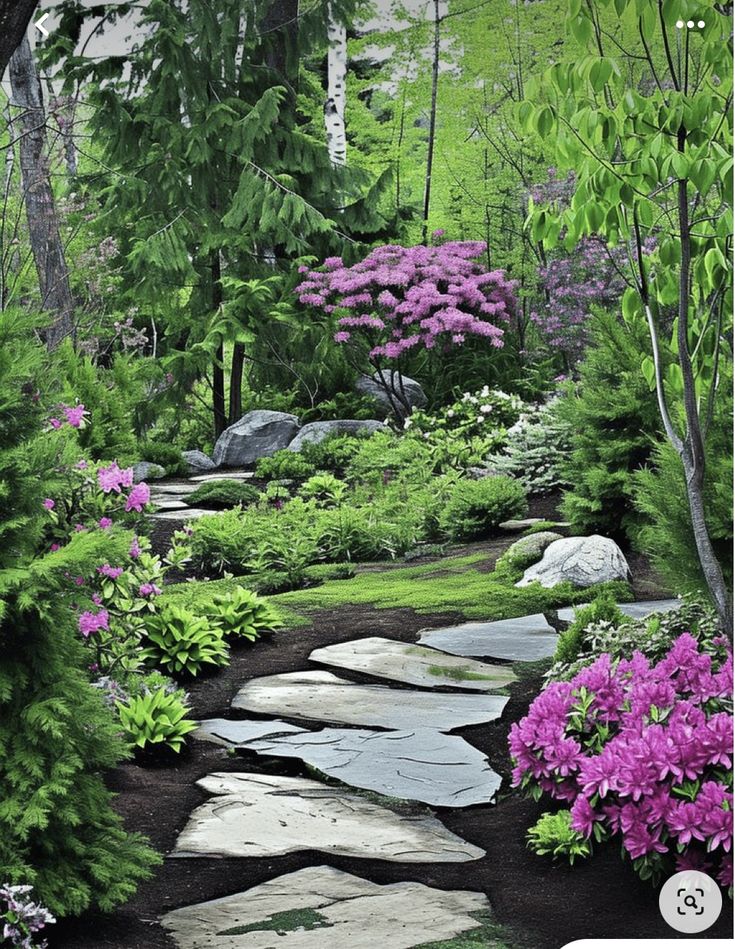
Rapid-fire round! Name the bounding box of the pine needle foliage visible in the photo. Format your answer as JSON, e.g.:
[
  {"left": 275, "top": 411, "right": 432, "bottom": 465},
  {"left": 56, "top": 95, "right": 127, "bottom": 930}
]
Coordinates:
[{"left": 0, "top": 316, "right": 159, "bottom": 916}]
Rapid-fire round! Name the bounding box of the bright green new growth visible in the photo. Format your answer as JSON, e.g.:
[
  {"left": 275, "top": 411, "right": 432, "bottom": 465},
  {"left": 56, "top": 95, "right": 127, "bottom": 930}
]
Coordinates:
[
  {"left": 141, "top": 604, "right": 229, "bottom": 676},
  {"left": 526, "top": 810, "right": 593, "bottom": 865},
  {"left": 187, "top": 479, "right": 261, "bottom": 510},
  {"left": 207, "top": 585, "right": 283, "bottom": 641},
  {"left": 553, "top": 592, "right": 626, "bottom": 665},
  {"left": 117, "top": 687, "right": 197, "bottom": 753},
  {"left": 439, "top": 476, "right": 527, "bottom": 541},
  {"left": 299, "top": 473, "right": 348, "bottom": 506}
]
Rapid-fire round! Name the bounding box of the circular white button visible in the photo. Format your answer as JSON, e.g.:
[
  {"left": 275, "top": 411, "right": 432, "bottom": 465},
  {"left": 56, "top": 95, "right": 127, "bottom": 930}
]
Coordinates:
[{"left": 659, "top": 871, "right": 723, "bottom": 934}]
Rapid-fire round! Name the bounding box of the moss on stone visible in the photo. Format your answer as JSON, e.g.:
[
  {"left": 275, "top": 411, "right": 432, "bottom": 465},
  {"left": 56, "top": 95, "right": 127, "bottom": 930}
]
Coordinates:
[{"left": 217, "top": 908, "right": 332, "bottom": 936}]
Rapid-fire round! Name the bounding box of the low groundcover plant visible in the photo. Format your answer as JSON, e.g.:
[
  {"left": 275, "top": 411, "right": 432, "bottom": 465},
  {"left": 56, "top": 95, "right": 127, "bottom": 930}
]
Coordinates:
[{"left": 510, "top": 633, "right": 733, "bottom": 889}]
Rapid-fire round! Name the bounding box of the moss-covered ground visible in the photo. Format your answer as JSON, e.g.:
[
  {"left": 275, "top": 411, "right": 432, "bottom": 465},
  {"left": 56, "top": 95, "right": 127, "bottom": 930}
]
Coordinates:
[{"left": 161, "top": 549, "right": 631, "bottom": 631}]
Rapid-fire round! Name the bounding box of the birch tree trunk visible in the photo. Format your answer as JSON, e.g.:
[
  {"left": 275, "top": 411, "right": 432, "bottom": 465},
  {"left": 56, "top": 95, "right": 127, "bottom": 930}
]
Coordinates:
[
  {"left": 9, "top": 36, "right": 75, "bottom": 348},
  {"left": 325, "top": 2, "right": 347, "bottom": 166},
  {"left": 421, "top": 0, "right": 440, "bottom": 243}
]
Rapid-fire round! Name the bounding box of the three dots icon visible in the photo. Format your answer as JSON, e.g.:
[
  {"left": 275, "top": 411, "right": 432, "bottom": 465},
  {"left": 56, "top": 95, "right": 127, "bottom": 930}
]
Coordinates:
[{"left": 676, "top": 19, "right": 706, "bottom": 29}]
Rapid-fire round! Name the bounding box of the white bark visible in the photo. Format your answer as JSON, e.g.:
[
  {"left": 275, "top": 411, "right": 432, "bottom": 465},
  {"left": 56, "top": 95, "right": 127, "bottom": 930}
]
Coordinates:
[{"left": 325, "top": 3, "right": 347, "bottom": 166}]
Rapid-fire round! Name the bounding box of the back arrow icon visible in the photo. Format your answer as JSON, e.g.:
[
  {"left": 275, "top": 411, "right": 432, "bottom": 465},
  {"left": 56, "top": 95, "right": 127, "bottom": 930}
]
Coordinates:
[{"left": 35, "top": 13, "right": 50, "bottom": 38}]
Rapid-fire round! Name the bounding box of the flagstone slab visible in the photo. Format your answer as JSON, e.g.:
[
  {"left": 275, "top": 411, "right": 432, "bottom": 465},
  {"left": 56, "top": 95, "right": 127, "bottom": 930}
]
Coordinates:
[
  {"left": 150, "top": 507, "right": 212, "bottom": 521},
  {"left": 161, "top": 865, "right": 491, "bottom": 949},
  {"left": 309, "top": 636, "right": 517, "bottom": 692},
  {"left": 153, "top": 498, "right": 190, "bottom": 511},
  {"left": 171, "top": 772, "right": 485, "bottom": 863},
  {"left": 232, "top": 670, "right": 508, "bottom": 731},
  {"left": 418, "top": 614, "right": 558, "bottom": 661},
  {"left": 237, "top": 727, "right": 502, "bottom": 808},
  {"left": 189, "top": 470, "right": 256, "bottom": 482},
  {"left": 193, "top": 718, "right": 308, "bottom": 747},
  {"left": 498, "top": 517, "right": 545, "bottom": 532}
]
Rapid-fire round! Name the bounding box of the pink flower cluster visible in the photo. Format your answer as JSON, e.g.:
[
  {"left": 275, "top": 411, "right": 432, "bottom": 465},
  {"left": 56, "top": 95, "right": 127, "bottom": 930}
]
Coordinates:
[
  {"left": 49, "top": 403, "right": 89, "bottom": 430},
  {"left": 295, "top": 242, "right": 517, "bottom": 360},
  {"left": 97, "top": 464, "right": 151, "bottom": 512},
  {"left": 509, "top": 634, "right": 733, "bottom": 886},
  {"left": 78, "top": 609, "right": 109, "bottom": 638}
]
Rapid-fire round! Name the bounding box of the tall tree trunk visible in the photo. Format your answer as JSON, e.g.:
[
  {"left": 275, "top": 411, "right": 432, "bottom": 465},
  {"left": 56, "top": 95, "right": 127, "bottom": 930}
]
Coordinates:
[
  {"left": 229, "top": 343, "right": 245, "bottom": 424},
  {"left": 211, "top": 251, "right": 227, "bottom": 438},
  {"left": 10, "top": 36, "right": 75, "bottom": 349},
  {"left": 0, "top": 0, "right": 38, "bottom": 79},
  {"left": 421, "top": 0, "right": 440, "bottom": 244},
  {"left": 324, "top": 2, "right": 347, "bottom": 166},
  {"left": 261, "top": 0, "right": 299, "bottom": 80}
]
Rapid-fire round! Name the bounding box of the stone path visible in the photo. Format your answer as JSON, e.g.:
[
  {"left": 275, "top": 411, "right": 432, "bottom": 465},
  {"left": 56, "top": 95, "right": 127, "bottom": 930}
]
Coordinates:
[
  {"left": 419, "top": 599, "right": 682, "bottom": 661},
  {"left": 149, "top": 470, "right": 256, "bottom": 522},
  {"left": 232, "top": 670, "right": 508, "bottom": 731},
  {"left": 171, "top": 772, "right": 485, "bottom": 861},
  {"left": 309, "top": 636, "right": 517, "bottom": 691},
  {"left": 161, "top": 865, "right": 491, "bottom": 949},
  {"left": 162, "top": 598, "right": 681, "bottom": 944}
]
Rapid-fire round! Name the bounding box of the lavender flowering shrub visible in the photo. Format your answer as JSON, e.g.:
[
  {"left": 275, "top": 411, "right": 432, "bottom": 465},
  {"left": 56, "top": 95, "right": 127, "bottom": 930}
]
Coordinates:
[
  {"left": 296, "top": 242, "right": 517, "bottom": 417},
  {"left": 510, "top": 634, "right": 733, "bottom": 888},
  {"left": 0, "top": 885, "right": 55, "bottom": 949}
]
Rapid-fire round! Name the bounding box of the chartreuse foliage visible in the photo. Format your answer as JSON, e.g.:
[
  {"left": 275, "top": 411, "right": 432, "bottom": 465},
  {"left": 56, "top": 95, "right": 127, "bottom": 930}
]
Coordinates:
[
  {"left": 141, "top": 604, "right": 230, "bottom": 676},
  {"left": 117, "top": 687, "right": 197, "bottom": 753},
  {"left": 206, "top": 585, "right": 283, "bottom": 642}
]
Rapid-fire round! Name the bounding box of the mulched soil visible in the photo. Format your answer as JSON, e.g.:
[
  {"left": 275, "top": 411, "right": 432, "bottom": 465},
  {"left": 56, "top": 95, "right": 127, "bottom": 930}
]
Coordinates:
[{"left": 51, "top": 497, "right": 732, "bottom": 949}]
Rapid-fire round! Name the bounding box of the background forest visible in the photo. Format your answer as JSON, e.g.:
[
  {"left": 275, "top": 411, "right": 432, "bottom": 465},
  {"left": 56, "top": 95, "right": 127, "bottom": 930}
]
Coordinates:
[{"left": 0, "top": 1, "right": 732, "bottom": 947}]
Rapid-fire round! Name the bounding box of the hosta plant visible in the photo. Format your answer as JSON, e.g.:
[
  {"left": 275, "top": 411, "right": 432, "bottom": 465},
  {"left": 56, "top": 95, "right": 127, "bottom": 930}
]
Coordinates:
[
  {"left": 141, "top": 605, "right": 229, "bottom": 676},
  {"left": 116, "top": 687, "right": 197, "bottom": 753},
  {"left": 511, "top": 633, "right": 733, "bottom": 888},
  {"left": 207, "top": 586, "right": 282, "bottom": 641}
]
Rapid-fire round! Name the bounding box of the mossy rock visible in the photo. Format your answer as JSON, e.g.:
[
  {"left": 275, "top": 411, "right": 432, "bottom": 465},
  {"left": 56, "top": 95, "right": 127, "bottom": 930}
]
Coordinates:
[{"left": 504, "top": 531, "right": 563, "bottom": 570}]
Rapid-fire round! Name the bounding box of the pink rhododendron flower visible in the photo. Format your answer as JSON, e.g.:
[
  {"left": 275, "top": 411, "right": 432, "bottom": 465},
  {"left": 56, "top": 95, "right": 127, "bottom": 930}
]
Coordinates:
[
  {"left": 78, "top": 609, "right": 109, "bottom": 638},
  {"left": 43, "top": 499, "right": 55, "bottom": 510},
  {"left": 129, "top": 536, "right": 141, "bottom": 558},
  {"left": 64, "top": 404, "right": 88, "bottom": 428},
  {"left": 76, "top": 459, "right": 89, "bottom": 470},
  {"left": 125, "top": 482, "right": 150, "bottom": 512},
  {"left": 74, "top": 576, "right": 85, "bottom": 586},
  {"left": 97, "top": 564, "right": 123, "bottom": 580},
  {"left": 50, "top": 543, "right": 60, "bottom": 552},
  {"left": 49, "top": 418, "right": 62, "bottom": 429},
  {"left": 510, "top": 633, "right": 733, "bottom": 882},
  {"left": 98, "top": 517, "right": 113, "bottom": 529},
  {"left": 138, "top": 583, "right": 162, "bottom": 597},
  {"left": 74, "top": 523, "right": 86, "bottom": 532},
  {"left": 98, "top": 462, "right": 134, "bottom": 494}
]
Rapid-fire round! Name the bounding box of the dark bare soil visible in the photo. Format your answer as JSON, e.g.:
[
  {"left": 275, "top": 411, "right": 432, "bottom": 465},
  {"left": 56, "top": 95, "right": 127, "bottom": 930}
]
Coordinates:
[{"left": 51, "top": 498, "right": 732, "bottom": 949}]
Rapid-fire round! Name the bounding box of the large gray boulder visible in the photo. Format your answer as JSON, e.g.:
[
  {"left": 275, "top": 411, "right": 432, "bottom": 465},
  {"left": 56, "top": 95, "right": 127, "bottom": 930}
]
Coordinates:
[
  {"left": 288, "top": 419, "right": 385, "bottom": 451},
  {"left": 516, "top": 534, "right": 630, "bottom": 589},
  {"left": 182, "top": 450, "right": 216, "bottom": 474},
  {"left": 356, "top": 370, "right": 427, "bottom": 416},
  {"left": 212, "top": 410, "right": 300, "bottom": 468}
]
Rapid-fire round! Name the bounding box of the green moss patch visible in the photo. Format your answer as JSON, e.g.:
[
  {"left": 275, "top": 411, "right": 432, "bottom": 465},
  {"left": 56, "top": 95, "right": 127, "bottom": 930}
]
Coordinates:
[{"left": 218, "top": 908, "right": 332, "bottom": 936}]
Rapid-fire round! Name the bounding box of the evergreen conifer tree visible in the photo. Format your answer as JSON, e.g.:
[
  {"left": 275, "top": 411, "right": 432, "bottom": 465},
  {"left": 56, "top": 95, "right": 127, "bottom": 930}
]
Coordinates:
[{"left": 0, "top": 310, "right": 159, "bottom": 916}]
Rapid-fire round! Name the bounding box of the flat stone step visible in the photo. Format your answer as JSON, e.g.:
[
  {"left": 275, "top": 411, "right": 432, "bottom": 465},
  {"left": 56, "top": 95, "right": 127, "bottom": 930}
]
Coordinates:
[
  {"left": 150, "top": 508, "right": 212, "bottom": 521},
  {"left": 309, "top": 636, "right": 516, "bottom": 692},
  {"left": 189, "top": 470, "right": 255, "bottom": 483},
  {"left": 419, "top": 614, "right": 559, "bottom": 661},
  {"left": 418, "top": 599, "right": 683, "bottom": 661},
  {"left": 231, "top": 726, "right": 501, "bottom": 808},
  {"left": 171, "top": 772, "right": 485, "bottom": 863},
  {"left": 232, "top": 670, "right": 508, "bottom": 732},
  {"left": 161, "top": 865, "right": 491, "bottom": 949},
  {"left": 498, "top": 517, "right": 545, "bottom": 532},
  {"left": 193, "top": 718, "right": 307, "bottom": 746},
  {"left": 153, "top": 499, "right": 190, "bottom": 511}
]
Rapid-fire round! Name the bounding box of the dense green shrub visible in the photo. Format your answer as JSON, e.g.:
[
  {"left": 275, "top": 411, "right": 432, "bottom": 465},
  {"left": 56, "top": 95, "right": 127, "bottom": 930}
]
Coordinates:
[
  {"left": 299, "top": 473, "right": 347, "bottom": 506},
  {"left": 0, "top": 317, "right": 158, "bottom": 917},
  {"left": 632, "top": 396, "right": 733, "bottom": 596},
  {"left": 439, "top": 476, "right": 527, "bottom": 540},
  {"left": 188, "top": 479, "right": 260, "bottom": 509},
  {"left": 141, "top": 605, "right": 230, "bottom": 675},
  {"left": 255, "top": 450, "right": 317, "bottom": 481},
  {"left": 117, "top": 686, "right": 197, "bottom": 753},
  {"left": 345, "top": 430, "right": 432, "bottom": 484},
  {"left": 301, "top": 431, "right": 373, "bottom": 475},
  {"left": 556, "top": 312, "right": 662, "bottom": 539},
  {"left": 135, "top": 440, "right": 188, "bottom": 476},
  {"left": 553, "top": 592, "right": 626, "bottom": 666}
]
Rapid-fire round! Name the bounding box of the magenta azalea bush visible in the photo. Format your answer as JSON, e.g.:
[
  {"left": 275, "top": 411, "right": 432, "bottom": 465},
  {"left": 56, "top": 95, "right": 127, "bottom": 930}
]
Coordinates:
[
  {"left": 296, "top": 242, "right": 517, "bottom": 416},
  {"left": 510, "top": 633, "right": 733, "bottom": 887}
]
